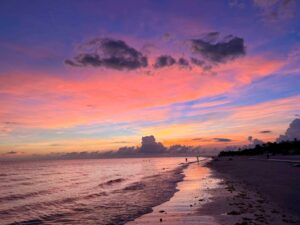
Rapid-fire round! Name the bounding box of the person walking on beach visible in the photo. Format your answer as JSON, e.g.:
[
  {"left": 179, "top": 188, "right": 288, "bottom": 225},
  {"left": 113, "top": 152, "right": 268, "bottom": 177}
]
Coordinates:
[{"left": 185, "top": 158, "right": 188, "bottom": 163}]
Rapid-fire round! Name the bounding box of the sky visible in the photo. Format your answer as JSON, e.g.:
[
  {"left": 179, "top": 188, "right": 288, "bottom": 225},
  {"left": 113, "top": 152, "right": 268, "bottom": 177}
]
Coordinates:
[{"left": 0, "top": 0, "right": 300, "bottom": 157}]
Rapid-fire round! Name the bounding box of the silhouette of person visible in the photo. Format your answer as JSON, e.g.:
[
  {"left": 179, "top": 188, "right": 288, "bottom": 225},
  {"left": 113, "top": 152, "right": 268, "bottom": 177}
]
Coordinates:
[{"left": 185, "top": 158, "right": 188, "bottom": 163}]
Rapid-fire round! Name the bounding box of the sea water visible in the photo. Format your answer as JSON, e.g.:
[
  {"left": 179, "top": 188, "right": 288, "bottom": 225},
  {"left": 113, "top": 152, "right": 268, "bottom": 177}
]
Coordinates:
[{"left": 0, "top": 157, "right": 193, "bottom": 225}]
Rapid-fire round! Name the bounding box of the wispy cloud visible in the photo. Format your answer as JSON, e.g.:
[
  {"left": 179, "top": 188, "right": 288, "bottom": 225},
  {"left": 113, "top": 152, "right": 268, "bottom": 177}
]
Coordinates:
[
  {"left": 260, "top": 130, "right": 272, "bottom": 133},
  {"left": 254, "top": 0, "right": 295, "bottom": 22},
  {"left": 213, "top": 138, "right": 232, "bottom": 142}
]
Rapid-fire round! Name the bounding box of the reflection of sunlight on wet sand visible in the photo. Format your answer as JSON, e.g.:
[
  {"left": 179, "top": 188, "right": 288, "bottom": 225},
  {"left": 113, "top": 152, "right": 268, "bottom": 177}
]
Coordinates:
[
  {"left": 181, "top": 164, "right": 210, "bottom": 192},
  {"left": 126, "top": 160, "right": 221, "bottom": 225}
]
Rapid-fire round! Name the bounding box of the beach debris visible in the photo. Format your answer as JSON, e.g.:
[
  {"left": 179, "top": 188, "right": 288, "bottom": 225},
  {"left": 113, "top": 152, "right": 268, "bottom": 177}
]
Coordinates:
[
  {"left": 282, "top": 218, "right": 300, "bottom": 223},
  {"left": 242, "top": 217, "right": 251, "bottom": 221},
  {"left": 227, "top": 210, "right": 241, "bottom": 215},
  {"left": 257, "top": 199, "right": 264, "bottom": 203},
  {"left": 234, "top": 222, "right": 248, "bottom": 225},
  {"left": 226, "top": 184, "right": 236, "bottom": 193},
  {"left": 271, "top": 209, "right": 279, "bottom": 213},
  {"left": 159, "top": 210, "right": 165, "bottom": 213}
]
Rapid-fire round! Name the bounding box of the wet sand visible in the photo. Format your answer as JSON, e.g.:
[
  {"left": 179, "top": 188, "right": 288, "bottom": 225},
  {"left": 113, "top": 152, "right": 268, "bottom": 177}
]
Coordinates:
[
  {"left": 206, "top": 156, "right": 300, "bottom": 225},
  {"left": 126, "top": 160, "right": 220, "bottom": 225}
]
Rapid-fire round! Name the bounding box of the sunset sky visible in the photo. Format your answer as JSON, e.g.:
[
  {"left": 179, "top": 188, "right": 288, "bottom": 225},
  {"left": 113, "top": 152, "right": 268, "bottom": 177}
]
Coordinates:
[{"left": 0, "top": 0, "right": 300, "bottom": 156}]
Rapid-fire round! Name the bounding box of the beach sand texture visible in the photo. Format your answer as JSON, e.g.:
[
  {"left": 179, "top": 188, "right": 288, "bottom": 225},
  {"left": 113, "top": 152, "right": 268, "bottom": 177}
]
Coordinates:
[
  {"left": 206, "top": 156, "right": 300, "bottom": 225},
  {"left": 128, "top": 156, "right": 300, "bottom": 225}
]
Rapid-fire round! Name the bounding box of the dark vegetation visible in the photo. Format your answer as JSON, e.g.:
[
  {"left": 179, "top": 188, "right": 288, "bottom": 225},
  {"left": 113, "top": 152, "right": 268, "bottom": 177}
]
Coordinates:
[{"left": 219, "top": 140, "right": 300, "bottom": 157}]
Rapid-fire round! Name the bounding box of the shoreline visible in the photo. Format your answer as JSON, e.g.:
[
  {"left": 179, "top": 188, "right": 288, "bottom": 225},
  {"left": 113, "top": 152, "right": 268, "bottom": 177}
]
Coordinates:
[
  {"left": 126, "top": 159, "right": 220, "bottom": 225},
  {"left": 127, "top": 156, "right": 300, "bottom": 225},
  {"left": 105, "top": 160, "right": 192, "bottom": 225}
]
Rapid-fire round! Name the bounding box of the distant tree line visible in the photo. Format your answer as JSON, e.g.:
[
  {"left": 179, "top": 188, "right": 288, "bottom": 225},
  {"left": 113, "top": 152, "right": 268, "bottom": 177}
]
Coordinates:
[{"left": 219, "top": 139, "right": 300, "bottom": 157}]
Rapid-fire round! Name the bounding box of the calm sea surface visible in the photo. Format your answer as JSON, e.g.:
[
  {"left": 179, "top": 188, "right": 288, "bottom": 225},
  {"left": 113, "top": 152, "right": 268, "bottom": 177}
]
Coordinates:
[{"left": 0, "top": 157, "right": 193, "bottom": 225}]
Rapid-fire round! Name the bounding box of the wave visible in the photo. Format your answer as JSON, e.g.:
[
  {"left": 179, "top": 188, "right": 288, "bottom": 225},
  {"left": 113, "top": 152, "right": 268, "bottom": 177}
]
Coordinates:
[
  {"left": 105, "top": 163, "right": 189, "bottom": 225},
  {"left": 98, "top": 178, "right": 126, "bottom": 188},
  {"left": 1, "top": 160, "right": 190, "bottom": 225},
  {"left": 123, "top": 182, "right": 145, "bottom": 191},
  {"left": 0, "top": 196, "right": 79, "bottom": 219},
  {"left": 0, "top": 190, "right": 50, "bottom": 203},
  {"left": 0, "top": 190, "right": 108, "bottom": 219},
  {"left": 10, "top": 218, "right": 43, "bottom": 225},
  {"left": 9, "top": 212, "right": 69, "bottom": 225},
  {"left": 85, "top": 191, "right": 108, "bottom": 199}
]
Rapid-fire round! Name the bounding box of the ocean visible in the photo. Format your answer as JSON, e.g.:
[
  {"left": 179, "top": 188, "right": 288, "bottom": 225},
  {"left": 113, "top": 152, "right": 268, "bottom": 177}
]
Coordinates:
[{"left": 0, "top": 157, "right": 195, "bottom": 225}]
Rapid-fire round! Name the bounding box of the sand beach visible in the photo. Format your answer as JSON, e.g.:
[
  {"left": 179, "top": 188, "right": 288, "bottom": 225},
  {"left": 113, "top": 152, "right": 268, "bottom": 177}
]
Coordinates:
[{"left": 127, "top": 156, "right": 300, "bottom": 225}]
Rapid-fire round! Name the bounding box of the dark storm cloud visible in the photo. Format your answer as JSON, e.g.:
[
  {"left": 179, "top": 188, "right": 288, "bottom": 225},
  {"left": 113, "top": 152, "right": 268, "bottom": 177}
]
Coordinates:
[
  {"left": 260, "top": 130, "right": 272, "bottom": 133},
  {"left": 177, "top": 58, "right": 189, "bottom": 67},
  {"left": 65, "top": 38, "right": 148, "bottom": 70},
  {"left": 70, "top": 53, "right": 102, "bottom": 67},
  {"left": 191, "top": 35, "right": 246, "bottom": 63},
  {"left": 204, "top": 32, "right": 220, "bottom": 42},
  {"left": 65, "top": 34, "right": 245, "bottom": 73},
  {"left": 190, "top": 57, "right": 212, "bottom": 71},
  {"left": 190, "top": 57, "right": 205, "bottom": 66},
  {"left": 64, "top": 59, "right": 82, "bottom": 67},
  {"left": 154, "top": 55, "right": 176, "bottom": 68},
  {"left": 213, "top": 138, "right": 232, "bottom": 142}
]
